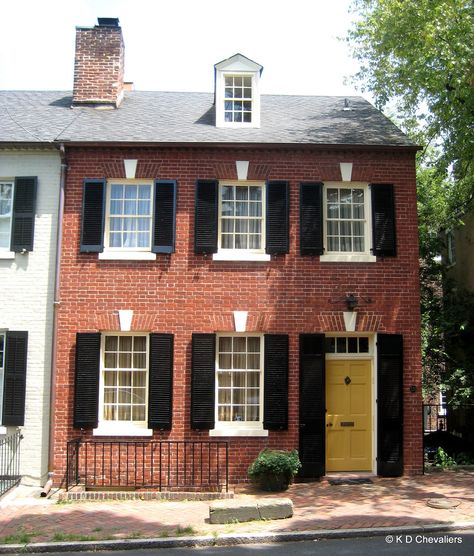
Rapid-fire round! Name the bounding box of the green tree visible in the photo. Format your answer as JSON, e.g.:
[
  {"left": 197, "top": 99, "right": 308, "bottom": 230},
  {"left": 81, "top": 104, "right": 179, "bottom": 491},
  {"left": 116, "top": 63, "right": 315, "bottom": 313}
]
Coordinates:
[{"left": 347, "top": 0, "right": 474, "bottom": 402}]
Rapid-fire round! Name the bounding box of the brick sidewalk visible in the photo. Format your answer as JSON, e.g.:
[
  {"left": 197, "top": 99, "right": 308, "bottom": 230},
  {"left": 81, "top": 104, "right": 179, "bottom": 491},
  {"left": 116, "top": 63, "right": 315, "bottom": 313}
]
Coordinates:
[{"left": 0, "top": 470, "right": 473, "bottom": 544}]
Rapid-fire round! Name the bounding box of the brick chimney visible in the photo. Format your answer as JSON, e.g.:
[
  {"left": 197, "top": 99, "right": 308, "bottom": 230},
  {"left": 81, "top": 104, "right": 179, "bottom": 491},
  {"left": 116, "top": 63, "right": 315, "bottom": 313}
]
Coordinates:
[{"left": 72, "top": 18, "right": 125, "bottom": 107}]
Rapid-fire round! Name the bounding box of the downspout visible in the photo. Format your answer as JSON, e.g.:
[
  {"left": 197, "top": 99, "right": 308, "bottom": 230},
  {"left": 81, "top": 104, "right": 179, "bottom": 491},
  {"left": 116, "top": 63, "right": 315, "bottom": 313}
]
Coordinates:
[{"left": 45, "top": 143, "right": 67, "bottom": 491}]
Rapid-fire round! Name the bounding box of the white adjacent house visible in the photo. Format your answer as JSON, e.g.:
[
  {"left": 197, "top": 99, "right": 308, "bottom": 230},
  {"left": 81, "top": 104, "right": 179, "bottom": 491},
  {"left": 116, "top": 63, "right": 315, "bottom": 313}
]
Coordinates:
[{"left": 0, "top": 146, "right": 61, "bottom": 486}]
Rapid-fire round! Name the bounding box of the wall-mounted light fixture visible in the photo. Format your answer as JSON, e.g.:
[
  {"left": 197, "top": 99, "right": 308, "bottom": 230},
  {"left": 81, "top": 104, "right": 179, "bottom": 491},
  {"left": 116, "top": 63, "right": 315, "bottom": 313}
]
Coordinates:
[{"left": 345, "top": 293, "right": 358, "bottom": 311}]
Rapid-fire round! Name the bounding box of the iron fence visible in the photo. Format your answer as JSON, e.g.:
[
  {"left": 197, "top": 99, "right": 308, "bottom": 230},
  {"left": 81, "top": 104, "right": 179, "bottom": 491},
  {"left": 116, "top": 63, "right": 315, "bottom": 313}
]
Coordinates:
[
  {"left": 0, "top": 430, "right": 22, "bottom": 498},
  {"left": 66, "top": 439, "right": 229, "bottom": 492}
]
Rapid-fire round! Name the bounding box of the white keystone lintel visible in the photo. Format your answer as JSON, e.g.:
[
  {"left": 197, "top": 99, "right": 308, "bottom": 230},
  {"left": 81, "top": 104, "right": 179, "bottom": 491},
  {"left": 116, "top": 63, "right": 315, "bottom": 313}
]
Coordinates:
[
  {"left": 343, "top": 311, "right": 357, "bottom": 332},
  {"left": 233, "top": 311, "right": 248, "bottom": 332},
  {"left": 340, "top": 162, "right": 353, "bottom": 182},
  {"left": 118, "top": 310, "right": 133, "bottom": 331},
  {"left": 124, "top": 159, "right": 138, "bottom": 179},
  {"left": 236, "top": 161, "right": 249, "bottom": 181}
]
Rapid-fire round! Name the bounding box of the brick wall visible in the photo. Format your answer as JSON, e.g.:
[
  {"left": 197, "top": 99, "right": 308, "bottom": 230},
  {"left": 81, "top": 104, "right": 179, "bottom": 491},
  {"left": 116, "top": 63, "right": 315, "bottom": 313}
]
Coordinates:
[
  {"left": 53, "top": 145, "right": 422, "bottom": 485},
  {"left": 1, "top": 149, "right": 60, "bottom": 485}
]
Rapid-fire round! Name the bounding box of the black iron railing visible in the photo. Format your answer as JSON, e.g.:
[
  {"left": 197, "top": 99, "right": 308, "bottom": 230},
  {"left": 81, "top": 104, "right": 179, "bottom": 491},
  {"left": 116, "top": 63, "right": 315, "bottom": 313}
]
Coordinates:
[
  {"left": 0, "top": 431, "right": 22, "bottom": 497},
  {"left": 66, "top": 439, "right": 228, "bottom": 492}
]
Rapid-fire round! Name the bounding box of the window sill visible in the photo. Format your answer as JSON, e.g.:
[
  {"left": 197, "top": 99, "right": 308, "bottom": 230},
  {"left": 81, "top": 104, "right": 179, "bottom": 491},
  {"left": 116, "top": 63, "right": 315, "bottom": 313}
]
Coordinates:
[
  {"left": 320, "top": 254, "right": 376, "bottom": 263},
  {"left": 99, "top": 251, "right": 157, "bottom": 261},
  {"left": 212, "top": 251, "right": 271, "bottom": 262},
  {"left": 93, "top": 424, "right": 153, "bottom": 437},
  {"left": 0, "top": 251, "right": 15, "bottom": 260},
  {"left": 209, "top": 426, "right": 269, "bottom": 437}
]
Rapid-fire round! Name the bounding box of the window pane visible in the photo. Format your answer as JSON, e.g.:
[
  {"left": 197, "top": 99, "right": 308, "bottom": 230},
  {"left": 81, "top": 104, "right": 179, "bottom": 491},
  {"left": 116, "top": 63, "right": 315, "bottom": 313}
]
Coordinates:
[
  {"left": 247, "top": 388, "right": 260, "bottom": 404},
  {"left": 119, "top": 352, "right": 132, "bottom": 368},
  {"left": 104, "top": 353, "right": 117, "bottom": 368},
  {"left": 247, "top": 354, "right": 260, "bottom": 369},
  {"left": 325, "top": 337, "right": 336, "bottom": 353},
  {"left": 233, "top": 337, "right": 246, "bottom": 352},
  {"left": 118, "top": 389, "right": 131, "bottom": 404},
  {"left": 218, "top": 406, "right": 231, "bottom": 421},
  {"left": 105, "top": 336, "right": 118, "bottom": 351},
  {"left": 359, "top": 337, "right": 369, "bottom": 353},
  {"left": 120, "top": 336, "right": 133, "bottom": 351},
  {"left": 134, "top": 371, "right": 146, "bottom": 387},
  {"left": 233, "top": 353, "right": 246, "bottom": 369},
  {"left": 132, "top": 406, "right": 145, "bottom": 421},
  {"left": 247, "top": 372, "right": 260, "bottom": 387},
  {"left": 348, "top": 337, "right": 358, "bottom": 353},
  {"left": 232, "top": 407, "right": 245, "bottom": 421},
  {"left": 119, "top": 371, "right": 132, "bottom": 386},
  {"left": 336, "top": 337, "right": 346, "bottom": 353},
  {"left": 233, "top": 389, "right": 245, "bottom": 405},
  {"left": 247, "top": 406, "right": 259, "bottom": 421},
  {"left": 219, "top": 353, "right": 232, "bottom": 369},
  {"left": 233, "top": 372, "right": 245, "bottom": 387},
  {"left": 118, "top": 406, "right": 131, "bottom": 420},
  {"left": 104, "top": 389, "right": 116, "bottom": 403},
  {"left": 218, "top": 372, "right": 232, "bottom": 387},
  {"left": 218, "top": 389, "right": 231, "bottom": 403}
]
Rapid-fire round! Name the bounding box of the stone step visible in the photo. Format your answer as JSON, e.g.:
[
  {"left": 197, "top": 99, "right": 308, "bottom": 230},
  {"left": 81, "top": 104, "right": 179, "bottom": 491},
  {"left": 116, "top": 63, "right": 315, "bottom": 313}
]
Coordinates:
[{"left": 209, "top": 497, "right": 293, "bottom": 524}]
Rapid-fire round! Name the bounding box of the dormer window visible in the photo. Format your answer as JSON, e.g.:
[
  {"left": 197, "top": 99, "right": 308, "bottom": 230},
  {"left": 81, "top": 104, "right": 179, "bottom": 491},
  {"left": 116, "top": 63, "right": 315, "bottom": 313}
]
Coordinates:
[
  {"left": 215, "top": 54, "right": 262, "bottom": 128},
  {"left": 225, "top": 75, "right": 253, "bottom": 123}
]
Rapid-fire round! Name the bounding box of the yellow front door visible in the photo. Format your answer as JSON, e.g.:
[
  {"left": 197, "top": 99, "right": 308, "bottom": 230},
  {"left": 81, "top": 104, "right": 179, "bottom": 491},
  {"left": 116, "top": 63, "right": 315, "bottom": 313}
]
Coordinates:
[{"left": 326, "top": 360, "right": 372, "bottom": 472}]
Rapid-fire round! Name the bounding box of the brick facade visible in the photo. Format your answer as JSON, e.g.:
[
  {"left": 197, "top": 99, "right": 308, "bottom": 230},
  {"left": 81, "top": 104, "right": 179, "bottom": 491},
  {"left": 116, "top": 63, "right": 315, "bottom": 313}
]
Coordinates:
[{"left": 51, "top": 144, "right": 422, "bottom": 485}]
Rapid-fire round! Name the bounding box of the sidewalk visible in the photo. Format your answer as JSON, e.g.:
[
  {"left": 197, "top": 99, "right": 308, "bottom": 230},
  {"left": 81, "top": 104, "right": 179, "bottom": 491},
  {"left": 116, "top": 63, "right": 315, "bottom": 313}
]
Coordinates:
[{"left": 0, "top": 470, "right": 473, "bottom": 551}]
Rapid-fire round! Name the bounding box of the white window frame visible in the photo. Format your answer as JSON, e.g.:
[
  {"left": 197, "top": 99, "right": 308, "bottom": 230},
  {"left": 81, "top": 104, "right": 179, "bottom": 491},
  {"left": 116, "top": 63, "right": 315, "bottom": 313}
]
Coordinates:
[
  {"left": 99, "top": 179, "right": 156, "bottom": 261},
  {"left": 216, "top": 72, "right": 260, "bottom": 128},
  {"left": 0, "top": 331, "right": 5, "bottom": 430},
  {"left": 320, "top": 182, "right": 376, "bottom": 263},
  {"left": 94, "top": 332, "right": 152, "bottom": 437},
  {"left": 210, "top": 333, "right": 268, "bottom": 437},
  {"left": 0, "top": 181, "right": 15, "bottom": 259},
  {"left": 212, "top": 180, "right": 270, "bottom": 262}
]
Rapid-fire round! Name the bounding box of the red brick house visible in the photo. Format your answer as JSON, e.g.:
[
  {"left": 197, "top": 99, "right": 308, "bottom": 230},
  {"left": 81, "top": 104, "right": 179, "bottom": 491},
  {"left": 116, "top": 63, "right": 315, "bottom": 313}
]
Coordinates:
[{"left": 46, "top": 18, "right": 422, "bottom": 488}]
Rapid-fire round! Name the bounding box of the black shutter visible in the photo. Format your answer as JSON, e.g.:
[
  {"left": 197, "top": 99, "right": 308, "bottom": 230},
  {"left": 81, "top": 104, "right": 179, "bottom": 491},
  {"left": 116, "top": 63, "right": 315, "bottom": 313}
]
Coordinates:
[
  {"left": 377, "top": 333, "right": 403, "bottom": 477},
  {"left": 191, "top": 333, "right": 216, "bottom": 429},
  {"left": 2, "top": 331, "right": 28, "bottom": 427},
  {"left": 263, "top": 334, "right": 288, "bottom": 430},
  {"left": 74, "top": 333, "right": 101, "bottom": 429},
  {"left": 148, "top": 333, "right": 174, "bottom": 430},
  {"left": 11, "top": 177, "right": 37, "bottom": 252},
  {"left": 371, "top": 184, "right": 397, "bottom": 257},
  {"left": 299, "top": 334, "right": 325, "bottom": 478},
  {"left": 152, "top": 180, "right": 177, "bottom": 254},
  {"left": 195, "top": 180, "right": 218, "bottom": 254},
  {"left": 266, "top": 181, "right": 289, "bottom": 254},
  {"left": 300, "top": 182, "right": 324, "bottom": 255},
  {"left": 80, "top": 179, "right": 106, "bottom": 253}
]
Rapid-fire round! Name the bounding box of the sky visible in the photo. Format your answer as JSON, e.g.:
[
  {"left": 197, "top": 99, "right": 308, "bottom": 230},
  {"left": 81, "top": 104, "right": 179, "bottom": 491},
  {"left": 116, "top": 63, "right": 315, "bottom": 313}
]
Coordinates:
[{"left": 0, "top": 0, "right": 364, "bottom": 98}]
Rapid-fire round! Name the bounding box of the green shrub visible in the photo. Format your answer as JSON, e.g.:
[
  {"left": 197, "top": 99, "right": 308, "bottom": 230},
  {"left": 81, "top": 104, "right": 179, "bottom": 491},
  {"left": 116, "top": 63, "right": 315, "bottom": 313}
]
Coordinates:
[
  {"left": 248, "top": 449, "right": 301, "bottom": 490},
  {"left": 432, "top": 447, "right": 456, "bottom": 469}
]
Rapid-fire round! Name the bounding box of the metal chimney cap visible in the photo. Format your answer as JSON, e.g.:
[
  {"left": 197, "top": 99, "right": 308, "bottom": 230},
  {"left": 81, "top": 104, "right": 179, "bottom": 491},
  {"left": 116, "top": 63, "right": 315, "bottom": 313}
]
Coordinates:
[{"left": 97, "top": 17, "right": 120, "bottom": 27}]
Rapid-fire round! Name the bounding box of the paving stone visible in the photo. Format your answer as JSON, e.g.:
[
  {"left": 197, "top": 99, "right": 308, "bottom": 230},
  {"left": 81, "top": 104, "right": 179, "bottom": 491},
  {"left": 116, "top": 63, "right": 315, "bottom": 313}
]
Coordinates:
[{"left": 257, "top": 498, "right": 293, "bottom": 520}]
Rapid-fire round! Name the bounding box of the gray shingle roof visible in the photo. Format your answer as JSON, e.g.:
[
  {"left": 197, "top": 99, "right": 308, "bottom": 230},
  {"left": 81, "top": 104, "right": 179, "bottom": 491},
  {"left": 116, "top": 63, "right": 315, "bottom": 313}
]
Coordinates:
[{"left": 0, "top": 90, "right": 415, "bottom": 147}]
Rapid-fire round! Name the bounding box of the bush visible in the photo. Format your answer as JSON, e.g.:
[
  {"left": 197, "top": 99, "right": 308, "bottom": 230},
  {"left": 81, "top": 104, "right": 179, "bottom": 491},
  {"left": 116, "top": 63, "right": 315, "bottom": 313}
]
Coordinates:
[
  {"left": 248, "top": 449, "right": 301, "bottom": 491},
  {"left": 432, "top": 447, "right": 456, "bottom": 469}
]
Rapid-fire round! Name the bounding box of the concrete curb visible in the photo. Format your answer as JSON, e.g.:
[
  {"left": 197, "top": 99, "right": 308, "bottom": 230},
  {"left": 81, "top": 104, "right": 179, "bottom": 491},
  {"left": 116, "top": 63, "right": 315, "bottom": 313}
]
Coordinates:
[{"left": 0, "top": 521, "right": 473, "bottom": 553}]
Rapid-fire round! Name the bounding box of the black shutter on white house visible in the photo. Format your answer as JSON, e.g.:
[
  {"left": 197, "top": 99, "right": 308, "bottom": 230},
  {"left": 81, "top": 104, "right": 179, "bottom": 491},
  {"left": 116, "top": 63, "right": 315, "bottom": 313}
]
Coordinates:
[
  {"left": 299, "top": 334, "right": 326, "bottom": 478},
  {"left": 11, "top": 177, "right": 37, "bottom": 252},
  {"left": 74, "top": 332, "right": 101, "bottom": 429},
  {"left": 371, "top": 184, "right": 397, "bottom": 257},
  {"left": 2, "top": 331, "right": 28, "bottom": 427},
  {"left": 152, "top": 180, "right": 177, "bottom": 254},
  {"left": 263, "top": 334, "right": 289, "bottom": 430},
  {"left": 299, "top": 182, "right": 324, "bottom": 255},
  {"left": 266, "top": 181, "right": 289, "bottom": 254},
  {"left": 80, "top": 179, "right": 106, "bottom": 253},
  {"left": 194, "top": 180, "right": 218, "bottom": 254},
  {"left": 377, "top": 333, "right": 404, "bottom": 477},
  {"left": 191, "top": 333, "right": 216, "bottom": 429},
  {"left": 148, "top": 333, "right": 174, "bottom": 430}
]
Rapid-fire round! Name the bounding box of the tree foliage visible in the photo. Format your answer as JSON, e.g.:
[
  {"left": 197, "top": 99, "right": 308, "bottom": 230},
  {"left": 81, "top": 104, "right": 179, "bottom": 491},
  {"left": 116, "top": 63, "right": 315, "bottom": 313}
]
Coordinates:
[{"left": 347, "top": 0, "right": 474, "bottom": 402}]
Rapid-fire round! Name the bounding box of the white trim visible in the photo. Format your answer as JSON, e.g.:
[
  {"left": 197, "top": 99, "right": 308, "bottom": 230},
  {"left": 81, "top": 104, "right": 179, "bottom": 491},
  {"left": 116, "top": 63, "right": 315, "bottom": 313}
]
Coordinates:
[
  {"left": 343, "top": 311, "right": 357, "bottom": 332},
  {"left": 213, "top": 251, "right": 270, "bottom": 262},
  {"left": 210, "top": 425, "right": 268, "bottom": 437},
  {"left": 0, "top": 426, "right": 7, "bottom": 436},
  {"left": 215, "top": 68, "right": 261, "bottom": 128},
  {"left": 118, "top": 310, "right": 133, "bottom": 332},
  {"left": 216, "top": 180, "right": 267, "bottom": 259},
  {"left": 0, "top": 251, "right": 15, "bottom": 260},
  {"left": 213, "top": 333, "right": 264, "bottom": 436},
  {"left": 103, "top": 179, "right": 154, "bottom": 253},
  {"left": 93, "top": 423, "right": 153, "bottom": 437},
  {"left": 323, "top": 182, "right": 373, "bottom": 258},
  {"left": 233, "top": 311, "right": 248, "bottom": 332},
  {"left": 99, "top": 251, "right": 157, "bottom": 261},
  {"left": 97, "top": 332, "right": 150, "bottom": 434},
  {"left": 320, "top": 254, "right": 376, "bottom": 263}
]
